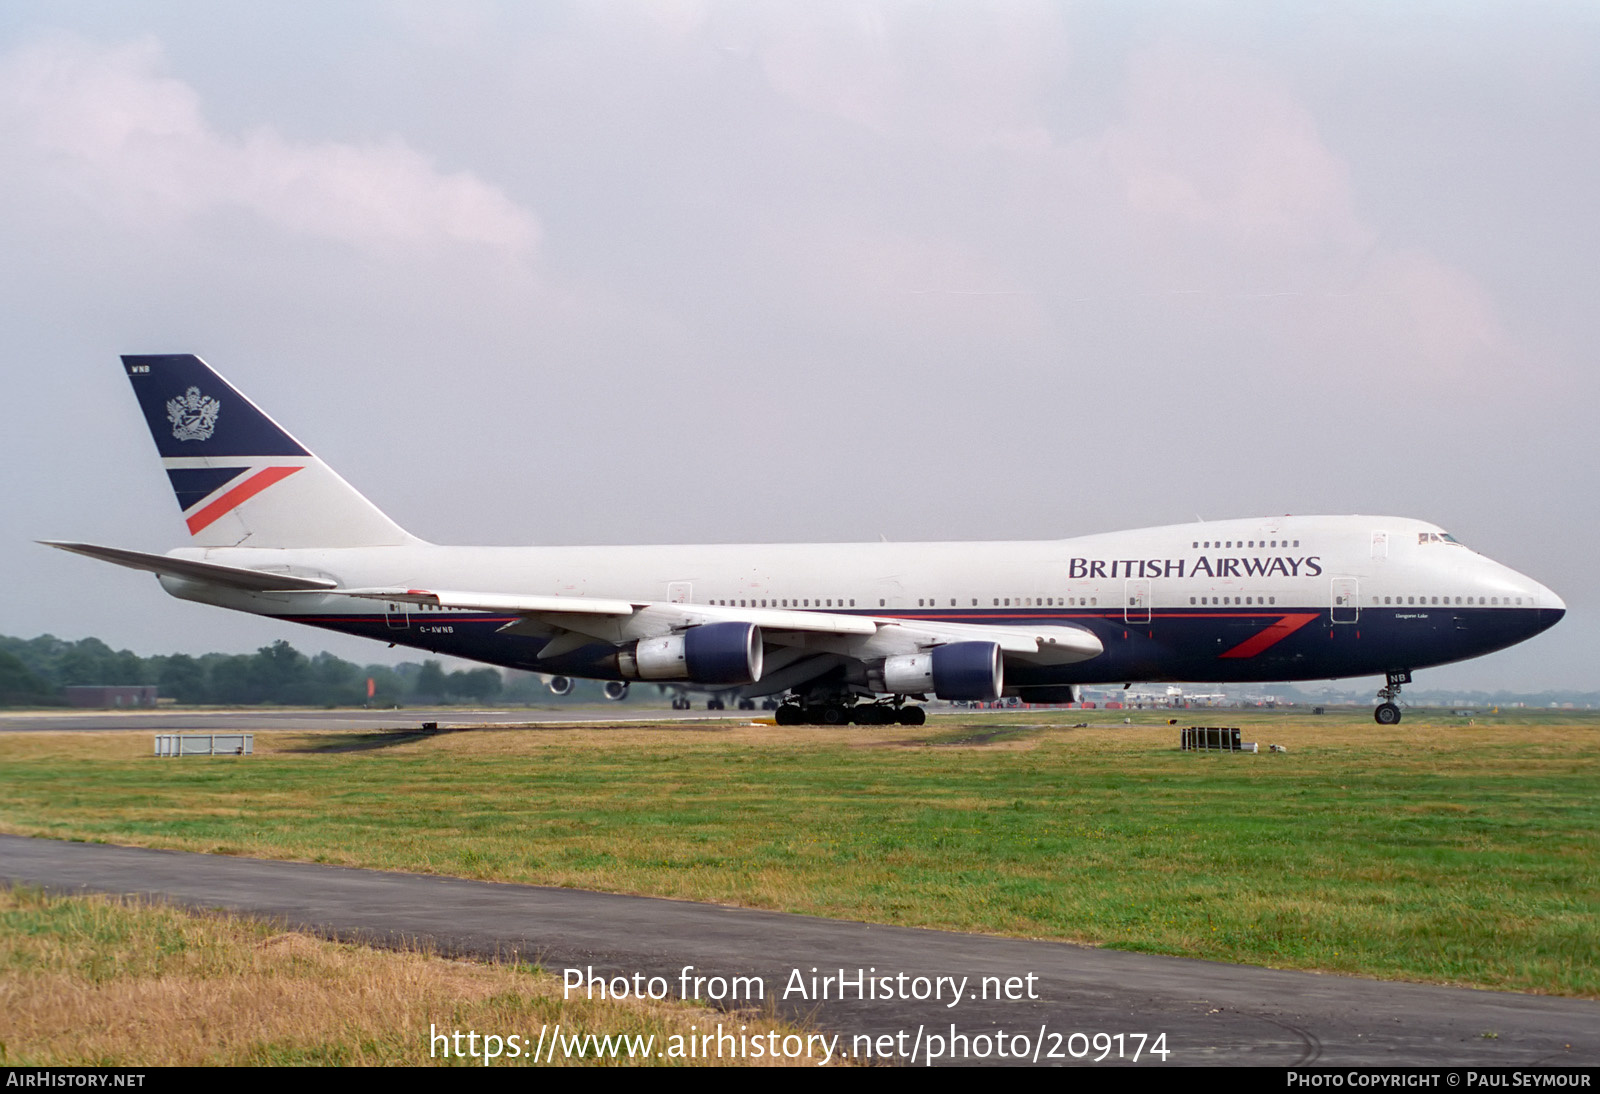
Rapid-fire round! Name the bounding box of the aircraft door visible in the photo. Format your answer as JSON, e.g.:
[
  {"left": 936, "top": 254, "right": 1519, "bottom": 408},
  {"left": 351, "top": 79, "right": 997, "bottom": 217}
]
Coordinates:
[
  {"left": 385, "top": 601, "right": 410, "bottom": 629},
  {"left": 1331, "top": 577, "right": 1359, "bottom": 624},
  {"left": 1124, "top": 578, "right": 1151, "bottom": 624},
  {"left": 874, "top": 577, "right": 907, "bottom": 611}
]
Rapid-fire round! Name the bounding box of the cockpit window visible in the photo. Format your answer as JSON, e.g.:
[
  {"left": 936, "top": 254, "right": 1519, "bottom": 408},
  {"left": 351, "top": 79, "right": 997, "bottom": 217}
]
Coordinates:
[{"left": 1418, "top": 532, "right": 1467, "bottom": 546}]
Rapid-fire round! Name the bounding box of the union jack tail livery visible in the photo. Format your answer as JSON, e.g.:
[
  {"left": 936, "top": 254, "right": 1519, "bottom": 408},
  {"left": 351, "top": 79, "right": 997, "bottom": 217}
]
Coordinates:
[{"left": 122, "top": 354, "right": 419, "bottom": 549}]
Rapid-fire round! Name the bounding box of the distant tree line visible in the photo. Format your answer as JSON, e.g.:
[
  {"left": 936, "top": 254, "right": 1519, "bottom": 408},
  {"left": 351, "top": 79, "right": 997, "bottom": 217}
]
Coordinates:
[{"left": 0, "top": 634, "right": 507, "bottom": 708}]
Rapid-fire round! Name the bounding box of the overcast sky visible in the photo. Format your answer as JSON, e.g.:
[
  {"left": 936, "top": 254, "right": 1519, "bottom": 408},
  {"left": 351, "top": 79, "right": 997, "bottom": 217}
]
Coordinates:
[{"left": 2, "top": 2, "right": 1594, "bottom": 691}]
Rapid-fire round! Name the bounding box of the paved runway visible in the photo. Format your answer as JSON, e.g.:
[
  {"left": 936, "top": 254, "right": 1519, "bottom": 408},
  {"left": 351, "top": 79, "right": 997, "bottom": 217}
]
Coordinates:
[
  {"left": 2, "top": 835, "right": 1594, "bottom": 1067},
  {"left": 0, "top": 706, "right": 733, "bottom": 732}
]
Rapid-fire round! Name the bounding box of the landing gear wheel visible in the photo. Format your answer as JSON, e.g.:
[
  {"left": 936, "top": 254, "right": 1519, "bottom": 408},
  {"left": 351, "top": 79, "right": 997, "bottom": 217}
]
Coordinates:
[
  {"left": 821, "top": 705, "right": 846, "bottom": 726},
  {"left": 898, "top": 706, "right": 926, "bottom": 726},
  {"left": 774, "top": 704, "right": 800, "bottom": 726},
  {"left": 1373, "top": 670, "right": 1411, "bottom": 726}
]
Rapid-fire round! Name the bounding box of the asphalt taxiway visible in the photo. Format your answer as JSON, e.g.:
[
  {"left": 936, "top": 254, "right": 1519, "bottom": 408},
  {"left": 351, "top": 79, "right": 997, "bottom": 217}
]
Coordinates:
[
  {"left": 2, "top": 834, "right": 1594, "bottom": 1067},
  {"left": 0, "top": 706, "right": 725, "bottom": 733}
]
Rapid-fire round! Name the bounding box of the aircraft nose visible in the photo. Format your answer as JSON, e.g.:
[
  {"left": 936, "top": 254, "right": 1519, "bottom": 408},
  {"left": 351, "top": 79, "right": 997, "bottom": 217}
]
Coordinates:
[
  {"left": 1543, "top": 586, "right": 1567, "bottom": 614},
  {"left": 1529, "top": 580, "right": 1565, "bottom": 635}
]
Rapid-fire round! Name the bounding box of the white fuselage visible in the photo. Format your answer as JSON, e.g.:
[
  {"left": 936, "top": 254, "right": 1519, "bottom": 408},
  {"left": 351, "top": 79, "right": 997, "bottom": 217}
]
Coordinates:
[{"left": 160, "top": 514, "right": 1563, "bottom": 688}]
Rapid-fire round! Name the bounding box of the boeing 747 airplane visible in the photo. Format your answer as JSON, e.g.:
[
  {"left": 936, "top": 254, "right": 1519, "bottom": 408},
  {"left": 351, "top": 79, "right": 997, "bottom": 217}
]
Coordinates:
[{"left": 46, "top": 355, "right": 1565, "bottom": 725}]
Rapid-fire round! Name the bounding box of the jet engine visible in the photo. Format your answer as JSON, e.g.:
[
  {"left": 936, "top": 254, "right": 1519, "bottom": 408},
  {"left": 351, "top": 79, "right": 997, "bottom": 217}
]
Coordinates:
[
  {"left": 617, "top": 622, "right": 763, "bottom": 685},
  {"left": 881, "top": 641, "right": 1003, "bottom": 701},
  {"left": 602, "top": 681, "right": 629, "bottom": 701},
  {"left": 545, "top": 675, "right": 574, "bottom": 696}
]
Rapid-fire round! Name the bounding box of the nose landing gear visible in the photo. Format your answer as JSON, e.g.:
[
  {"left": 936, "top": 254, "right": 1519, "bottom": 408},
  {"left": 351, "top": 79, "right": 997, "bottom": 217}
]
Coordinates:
[{"left": 1375, "top": 670, "right": 1411, "bottom": 725}]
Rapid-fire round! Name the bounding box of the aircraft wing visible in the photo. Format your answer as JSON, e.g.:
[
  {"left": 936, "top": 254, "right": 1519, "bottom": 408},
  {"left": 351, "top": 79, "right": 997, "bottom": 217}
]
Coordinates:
[
  {"left": 337, "top": 587, "right": 640, "bottom": 618},
  {"left": 43, "top": 531, "right": 1103, "bottom": 698},
  {"left": 36, "top": 545, "right": 1101, "bottom": 668},
  {"left": 335, "top": 588, "right": 878, "bottom": 635},
  {"left": 331, "top": 587, "right": 1100, "bottom": 662}
]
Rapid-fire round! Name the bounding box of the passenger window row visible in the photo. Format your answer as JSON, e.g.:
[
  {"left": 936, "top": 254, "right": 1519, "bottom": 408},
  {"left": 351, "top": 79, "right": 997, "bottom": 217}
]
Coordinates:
[
  {"left": 711, "top": 599, "right": 856, "bottom": 608},
  {"left": 1191, "top": 539, "right": 1301, "bottom": 549},
  {"left": 883, "top": 597, "right": 1103, "bottom": 608},
  {"left": 1374, "top": 596, "right": 1522, "bottom": 606}
]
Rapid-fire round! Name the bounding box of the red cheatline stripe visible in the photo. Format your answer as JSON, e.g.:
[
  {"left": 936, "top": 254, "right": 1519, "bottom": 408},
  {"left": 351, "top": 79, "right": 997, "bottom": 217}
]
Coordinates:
[
  {"left": 186, "top": 466, "right": 303, "bottom": 535},
  {"left": 1218, "top": 613, "right": 1320, "bottom": 659}
]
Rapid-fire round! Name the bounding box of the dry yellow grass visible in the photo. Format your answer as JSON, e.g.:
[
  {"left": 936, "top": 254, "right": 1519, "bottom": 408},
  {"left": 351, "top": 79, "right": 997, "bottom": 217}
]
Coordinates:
[{"left": 0, "top": 887, "right": 830, "bottom": 1066}]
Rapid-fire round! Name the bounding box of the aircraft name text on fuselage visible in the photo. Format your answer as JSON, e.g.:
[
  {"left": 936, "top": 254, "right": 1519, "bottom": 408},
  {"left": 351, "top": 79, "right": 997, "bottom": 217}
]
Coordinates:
[{"left": 1066, "top": 556, "right": 1324, "bottom": 580}]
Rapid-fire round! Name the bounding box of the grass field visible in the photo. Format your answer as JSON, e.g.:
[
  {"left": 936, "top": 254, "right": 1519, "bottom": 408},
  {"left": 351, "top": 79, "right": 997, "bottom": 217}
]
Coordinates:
[
  {"left": 0, "top": 886, "right": 817, "bottom": 1066},
  {"left": 2, "top": 708, "right": 1596, "bottom": 997}
]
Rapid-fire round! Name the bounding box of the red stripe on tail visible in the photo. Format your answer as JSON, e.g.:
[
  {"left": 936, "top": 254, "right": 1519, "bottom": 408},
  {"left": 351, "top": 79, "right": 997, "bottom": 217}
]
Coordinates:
[{"left": 186, "top": 466, "right": 303, "bottom": 535}]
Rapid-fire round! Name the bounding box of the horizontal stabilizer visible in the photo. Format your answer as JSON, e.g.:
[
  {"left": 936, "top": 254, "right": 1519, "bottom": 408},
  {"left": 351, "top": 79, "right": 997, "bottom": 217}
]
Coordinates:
[{"left": 40, "top": 541, "right": 337, "bottom": 592}]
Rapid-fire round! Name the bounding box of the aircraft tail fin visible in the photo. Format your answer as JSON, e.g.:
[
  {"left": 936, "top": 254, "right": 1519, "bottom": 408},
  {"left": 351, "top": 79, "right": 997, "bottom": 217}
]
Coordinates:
[{"left": 122, "top": 354, "right": 422, "bottom": 548}]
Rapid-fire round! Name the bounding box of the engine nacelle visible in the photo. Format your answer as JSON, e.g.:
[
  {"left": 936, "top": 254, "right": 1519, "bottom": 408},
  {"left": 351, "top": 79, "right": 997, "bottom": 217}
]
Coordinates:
[
  {"left": 602, "top": 681, "right": 629, "bottom": 701},
  {"left": 545, "top": 675, "right": 574, "bottom": 696},
  {"left": 883, "top": 641, "right": 1002, "bottom": 701},
  {"left": 626, "top": 622, "right": 764, "bottom": 685}
]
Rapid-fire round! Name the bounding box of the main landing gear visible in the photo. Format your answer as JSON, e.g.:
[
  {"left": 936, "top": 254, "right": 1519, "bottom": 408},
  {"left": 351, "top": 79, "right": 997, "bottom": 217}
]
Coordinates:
[
  {"left": 774, "top": 700, "right": 926, "bottom": 726},
  {"left": 1374, "top": 670, "right": 1411, "bottom": 725}
]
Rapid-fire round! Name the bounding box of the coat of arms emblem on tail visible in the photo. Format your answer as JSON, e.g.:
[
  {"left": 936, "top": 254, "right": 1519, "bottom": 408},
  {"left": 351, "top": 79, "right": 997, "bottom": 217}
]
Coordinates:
[{"left": 167, "top": 386, "right": 220, "bottom": 441}]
